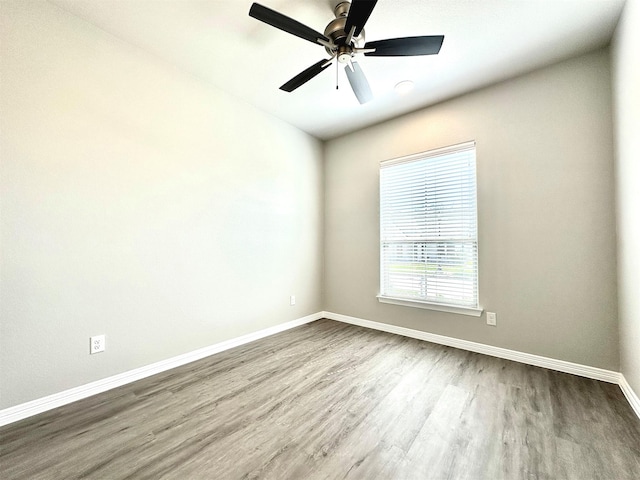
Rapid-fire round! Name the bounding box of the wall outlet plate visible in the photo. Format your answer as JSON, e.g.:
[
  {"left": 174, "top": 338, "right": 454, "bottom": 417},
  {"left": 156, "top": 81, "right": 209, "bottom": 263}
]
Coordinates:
[
  {"left": 90, "top": 335, "right": 105, "bottom": 354},
  {"left": 486, "top": 312, "right": 497, "bottom": 326},
  {"left": 290, "top": 295, "right": 296, "bottom": 306}
]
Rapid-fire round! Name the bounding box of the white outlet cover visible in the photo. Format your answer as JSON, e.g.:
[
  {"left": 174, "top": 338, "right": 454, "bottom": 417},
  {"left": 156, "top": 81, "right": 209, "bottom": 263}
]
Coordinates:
[
  {"left": 290, "top": 295, "right": 296, "bottom": 306},
  {"left": 486, "top": 312, "right": 497, "bottom": 326},
  {"left": 90, "top": 334, "right": 106, "bottom": 354}
]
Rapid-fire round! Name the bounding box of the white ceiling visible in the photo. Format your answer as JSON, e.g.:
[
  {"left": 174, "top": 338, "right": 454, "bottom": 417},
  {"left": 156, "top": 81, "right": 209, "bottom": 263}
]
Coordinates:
[{"left": 49, "top": 0, "right": 625, "bottom": 140}]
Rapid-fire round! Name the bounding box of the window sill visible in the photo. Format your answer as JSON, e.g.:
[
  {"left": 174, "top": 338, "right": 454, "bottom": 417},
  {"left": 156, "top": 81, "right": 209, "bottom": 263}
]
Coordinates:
[{"left": 377, "top": 295, "right": 483, "bottom": 317}]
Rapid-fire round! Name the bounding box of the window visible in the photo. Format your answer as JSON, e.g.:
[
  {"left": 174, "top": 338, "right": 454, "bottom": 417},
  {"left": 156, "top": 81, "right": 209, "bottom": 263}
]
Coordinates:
[{"left": 379, "top": 141, "right": 480, "bottom": 316}]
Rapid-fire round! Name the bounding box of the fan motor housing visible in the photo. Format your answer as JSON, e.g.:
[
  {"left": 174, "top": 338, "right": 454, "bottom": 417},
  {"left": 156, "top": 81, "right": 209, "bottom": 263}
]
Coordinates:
[{"left": 324, "top": 1, "right": 365, "bottom": 57}]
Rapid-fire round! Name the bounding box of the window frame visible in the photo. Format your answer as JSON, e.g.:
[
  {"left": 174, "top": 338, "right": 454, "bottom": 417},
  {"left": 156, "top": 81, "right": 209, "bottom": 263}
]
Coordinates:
[{"left": 378, "top": 141, "right": 482, "bottom": 317}]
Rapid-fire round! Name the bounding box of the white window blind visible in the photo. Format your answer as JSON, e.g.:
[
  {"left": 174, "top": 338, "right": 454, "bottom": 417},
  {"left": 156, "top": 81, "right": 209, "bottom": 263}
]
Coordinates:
[{"left": 380, "top": 141, "right": 479, "bottom": 310}]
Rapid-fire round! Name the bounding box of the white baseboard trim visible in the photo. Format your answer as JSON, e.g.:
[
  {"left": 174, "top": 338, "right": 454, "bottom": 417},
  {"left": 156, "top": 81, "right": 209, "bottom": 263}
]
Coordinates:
[
  {"left": 619, "top": 375, "right": 640, "bottom": 420},
  {"left": 322, "top": 311, "right": 622, "bottom": 385},
  {"left": 0, "top": 312, "right": 322, "bottom": 427},
  {"left": 3, "top": 311, "right": 638, "bottom": 427}
]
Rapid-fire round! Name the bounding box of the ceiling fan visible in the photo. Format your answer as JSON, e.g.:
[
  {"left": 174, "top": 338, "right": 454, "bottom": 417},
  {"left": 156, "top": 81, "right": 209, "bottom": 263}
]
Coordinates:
[{"left": 248, "top": 0, "right": 444, "bottom": 104}]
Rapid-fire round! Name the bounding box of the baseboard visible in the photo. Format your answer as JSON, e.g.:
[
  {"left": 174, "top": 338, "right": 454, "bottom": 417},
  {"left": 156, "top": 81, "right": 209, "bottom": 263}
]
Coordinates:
[
  {"left": 620, "top": 375, "right": 640, "bottom": 420},
  {"left": 3, "top": 311, "right": 637, "bottom": 427},
  {"left": 0, "top": 312, "right": 322, "bottom": 427},
  {"left": 322, "top": 311, "right": 622, "bottom": 384}
]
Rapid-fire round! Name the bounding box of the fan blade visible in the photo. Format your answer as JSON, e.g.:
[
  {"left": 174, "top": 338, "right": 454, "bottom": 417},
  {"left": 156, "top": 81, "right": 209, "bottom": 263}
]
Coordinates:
[
  {"left": 280, "top": 59, "right": 331, "bottom": 92},
  {"left": 345, "top": 61, "right": 373, "bottom": 104},
  {"left": 364, "top": 35, "right": 444, "bottom": 56},
  {"left": 249, "top": 3, "right": 329, "bottom": 45},
  {"left": 345, "top": 0, "right": 378, "bottom": 38}
]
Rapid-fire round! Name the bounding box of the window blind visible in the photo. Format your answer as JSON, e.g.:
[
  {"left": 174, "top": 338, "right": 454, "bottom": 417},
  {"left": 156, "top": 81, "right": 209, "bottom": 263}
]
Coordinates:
[{"left": 380, "top": 141, "right": 478, "bottom": 309}]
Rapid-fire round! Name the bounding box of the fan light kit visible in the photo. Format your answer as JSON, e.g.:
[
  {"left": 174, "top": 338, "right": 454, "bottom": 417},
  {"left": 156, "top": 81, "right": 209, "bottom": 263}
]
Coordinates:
[{"left": 249, "top": 0, "right": 444, "bottom": 104}]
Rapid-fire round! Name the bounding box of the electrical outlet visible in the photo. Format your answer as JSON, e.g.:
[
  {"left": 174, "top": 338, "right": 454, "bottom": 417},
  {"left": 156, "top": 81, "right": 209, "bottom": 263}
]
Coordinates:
[
  {"left": 90, "top": 335, "right": 106, "bottom": 354},
  {"left": 486, "top": 312, "right": 497, "bottom": 326},
  {"left": 290, "top": 295, "right": 296, "bottom": 306}
]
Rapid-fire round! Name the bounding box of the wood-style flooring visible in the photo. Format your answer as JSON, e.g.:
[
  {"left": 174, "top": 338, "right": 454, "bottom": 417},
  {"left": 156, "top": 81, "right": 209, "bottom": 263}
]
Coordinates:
[{"left": 1, "top": 319, "right": 639, "bottom": 479}]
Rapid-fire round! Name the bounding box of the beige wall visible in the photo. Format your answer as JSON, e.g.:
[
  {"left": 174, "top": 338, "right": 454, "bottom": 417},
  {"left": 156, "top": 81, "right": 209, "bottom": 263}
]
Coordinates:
[
  {"left": 613, "top": 0, "right": 640, "bottom": 396},
  {"left": 324, "top": 49, "right": 619, "bottom": 370},
  {"left": 0, "top": 1, "right": 323, "bottom": 408}
]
